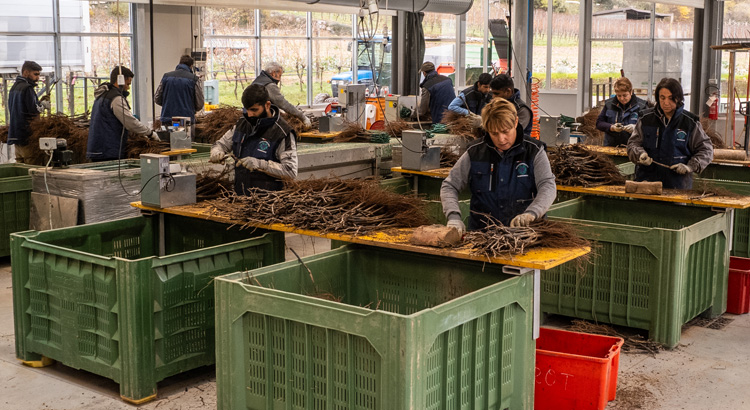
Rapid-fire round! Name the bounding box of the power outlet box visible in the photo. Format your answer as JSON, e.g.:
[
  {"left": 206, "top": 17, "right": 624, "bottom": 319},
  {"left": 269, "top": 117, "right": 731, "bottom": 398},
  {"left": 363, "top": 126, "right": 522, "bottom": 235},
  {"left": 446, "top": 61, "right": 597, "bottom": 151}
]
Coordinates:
[{"left": 39, "top": 138, "right": 57, "bottom": 150}]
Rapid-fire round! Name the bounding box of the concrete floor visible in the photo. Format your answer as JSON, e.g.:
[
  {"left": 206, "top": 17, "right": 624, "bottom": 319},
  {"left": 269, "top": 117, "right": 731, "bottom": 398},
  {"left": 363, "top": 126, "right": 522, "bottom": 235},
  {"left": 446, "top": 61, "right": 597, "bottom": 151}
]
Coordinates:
[{"left": 0, "top": 234, "right": 748, "bottom": 409}]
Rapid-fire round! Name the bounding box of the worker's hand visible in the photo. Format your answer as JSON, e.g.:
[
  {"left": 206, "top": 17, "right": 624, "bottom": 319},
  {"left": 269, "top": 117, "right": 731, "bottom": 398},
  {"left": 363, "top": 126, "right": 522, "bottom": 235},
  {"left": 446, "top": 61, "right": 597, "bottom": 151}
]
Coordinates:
[
  {"left": 638, "top": 152, "right": 653, "bottom": 166},
  {"left": 209, "top": 148, "right": 226, "bottom": 164},
  {"left": 446, "top": 214, "right": 466, "bottom": 236},
  {"left": 670, "top": 163, "right": 693, "bottom": 175},
  {"left": 303, "top": 116, "right": 312, "bottom": 128},
  {"left": 148, "top": 130, "right": 160, "bottom": 141},
  {"left": 510, "top": 212, "right": 536, "bottom": 228},
  {"left": 39, "top": 100, "right": 51, "bottom": 111},
  {"left": 469, "top": 112, "right": 482, "bottom": 128},
  {"left": 611, "top": 123, "right": 623, "bottom": 132},
  {"left": 623, "top": 124, "right": 636, "bottom": 133},
  {"left": 39, "top": 95, "right": 50, "bottom": 102},
  {"left": 237, "top": 156, "right": 262, "bottom": 171}
]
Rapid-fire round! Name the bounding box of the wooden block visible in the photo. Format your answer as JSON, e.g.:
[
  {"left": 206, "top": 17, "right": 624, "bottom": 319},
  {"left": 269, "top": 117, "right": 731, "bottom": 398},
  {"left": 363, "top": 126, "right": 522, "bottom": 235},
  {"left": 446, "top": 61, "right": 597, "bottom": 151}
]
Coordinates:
[
  {"left": 625, "top": 180, "right": 663, "bottom": 195},
  {"left": 409, "top": 224, "right": 462, "bottom": 248}
]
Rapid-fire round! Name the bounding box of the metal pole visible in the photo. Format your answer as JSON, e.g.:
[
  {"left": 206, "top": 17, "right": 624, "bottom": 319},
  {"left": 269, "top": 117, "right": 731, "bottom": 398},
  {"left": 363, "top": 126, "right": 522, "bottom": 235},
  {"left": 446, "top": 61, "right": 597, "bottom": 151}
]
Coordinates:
[
  {"left": 84, "top": 77, "right": 88, "bottom": 114},
  {"left": 482, "top": 0, "right": 489, "bottom": 72},
  {"left": 52, "top": 0, "right": 63, "bottom": 114},
  {"left": 648, "top": 4, "right": 655, "bottom": 99},
  {"left": 352, "top": 15, "right": 358, "bottom": 90},
  {"left": 546, "top": 1, "right": 552, "bottom": 90},
  {"left": 307, "top": 12, "right": 313, "bottom": 106}
]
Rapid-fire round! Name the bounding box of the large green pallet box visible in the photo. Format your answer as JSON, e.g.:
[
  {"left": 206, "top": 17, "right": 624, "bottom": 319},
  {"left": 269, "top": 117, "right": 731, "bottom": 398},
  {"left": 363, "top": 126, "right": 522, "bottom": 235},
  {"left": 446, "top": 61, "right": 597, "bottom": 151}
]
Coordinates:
[
  {"left": 380, "top": 176, "right": 470, "bottom": 225},
  {"left": 11, "top": 214, "right": 285, "bottom": 404},
  {"left": 543, "top": 196, "right": 731, "bottom": 348},
  {"left": 215, "top": 244, "right": 536, "bottom": 410},
  {"left": 0, "top": 163, "right": 38, "bottom": 257}
]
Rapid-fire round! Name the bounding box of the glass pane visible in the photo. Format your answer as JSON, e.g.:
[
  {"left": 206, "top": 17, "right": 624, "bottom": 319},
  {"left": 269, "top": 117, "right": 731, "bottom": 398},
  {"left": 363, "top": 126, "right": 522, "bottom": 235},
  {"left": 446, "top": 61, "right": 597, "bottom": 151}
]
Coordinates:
[
  {"left": 260, "top": 10, "right": 306, "bottom": 37},
  {"left": 60, "top": 0, "right": 131, "bottom": 34},
  {"left": 652, "top": 40, "right": 693, "bottom": 95},
  {"left": 620, "top": 40, "right": 652, "bottom": 91},
  {"left": 654, "top": 3, "right": 693, "bottom": 39},
  {"left": 203, "top": 7, "right": 255, "bottom": 36},
  {"left": 592, "top": 1, "right": 654, "bottom": 40},
  {"left": 0, "top": 0, "right": 53, "bottom": 32},
  {"left": 590, "top": 40, "right": 627, "bottom": 107},
  {"left": 356, "top": 16, "right": 393, "bottom": 92},
  {"left": 261, "top": 39, "right": 308, "bottom": 105},
  {"left": 423, "top": 12, "right": 455, "bottom": 39},
  {"left": 207, "top": 39, "right": 256, "bottom": 107},
  {"left": 532, "top": 7, "right": 547, "bottom": 87},
  {"left": 312, "top": 39, "right": 351, "bottom": 99},
  {"left": 719, "top": 51, "right": 749, "bottom": 114},
  {"left": 312, "top": 12, "right": 352, "bottom": 38},
  {"left": 550, "top": 3, "right": 578, "bottom": 90},
  {"left": 0, "top": 35, "right": 56, "bottom": 71},
  {"left": 723, "top": 0, "right": 750, "bottom": 40},
  {"left": 424, "top": 40, "right": 456, "bottom": 85}
]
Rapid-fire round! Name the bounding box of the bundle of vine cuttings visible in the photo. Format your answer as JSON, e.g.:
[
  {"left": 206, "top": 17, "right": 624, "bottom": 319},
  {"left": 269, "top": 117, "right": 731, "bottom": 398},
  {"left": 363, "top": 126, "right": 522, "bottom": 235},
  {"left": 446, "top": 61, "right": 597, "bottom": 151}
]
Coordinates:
[
  {"left": 549, "top": 144, "right": 626, "bottom": 187},
  {"left": 194, "top": 105, "right": 242, "bottom": 143},
  {"left": 126, "top": 136, "right": 170, "bottom": 158},
  {"left": 700, "top": 117, "right": 726, "bottom": 149},
  {"left": 333, "top": 121, "right": 367, "bottom": 142},
  {"left": 465, "top": 218, "right": 590, "bottom": 257},
  {"left": 382, "top": 119, "right": 413, "bottom": 138},
  {"left": 440, "top": 110, "right": 483, "bottom": 140},
  {"left": 195, "top": 167, "right": 232, "bottom": 201},
  {"left": 0, "top": 125, "right": 8, "bottom": 143},
  {"left": 205, "top": 177, "right": 430, "bottom": 234},
  {"left": 440, "top": 146, "right": 460, "bottom": 168},
  {"left": 575, "top": 106, "right": 604, "bottom": 145},
  {"left": 281, "top": 112, "right": 318, "bottom": 135},
  {"left": 25, "top": 113, "right": 90, "bottom": 165}
]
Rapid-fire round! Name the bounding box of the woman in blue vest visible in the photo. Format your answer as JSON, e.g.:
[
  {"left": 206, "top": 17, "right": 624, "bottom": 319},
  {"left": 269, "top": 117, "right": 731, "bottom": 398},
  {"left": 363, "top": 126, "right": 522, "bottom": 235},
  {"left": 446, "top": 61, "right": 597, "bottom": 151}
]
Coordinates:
[
  {"left": 441, "top": 98, "right": 557, "bottom": 234},
  {"left": 209, "top": 84, "right": 298, "bottom": 194},
  {"left": 627, "top": 78, "right": 713, "bottom": 190},
  {"left": 595, "top": 77, "right": 646, "bottom": 146}
]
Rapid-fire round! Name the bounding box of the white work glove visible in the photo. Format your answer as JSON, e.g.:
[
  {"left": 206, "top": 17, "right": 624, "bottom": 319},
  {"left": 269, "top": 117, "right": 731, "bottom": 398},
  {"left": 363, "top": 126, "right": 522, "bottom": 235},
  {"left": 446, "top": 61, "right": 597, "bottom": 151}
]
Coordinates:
[
  {"left": 469, "top": 112, "right": 483, "bottom": 128},
  {"left": 209, "top": 147, "right": 226, "bottom": 164},
  {"left": 303, "top": 117, "right": 312, "bottom": 128},
  {"left": 623, "top": 124, "right": 635, "bottom": 133},
  {"left": 237, "top": 156, "right": 263, "bottom": 171},
  {"left": 39, "top": 100, "right": 51, "bottom": 111},
  {"left": 670, "top": 163, "right": 693, "bottom": 175},
  {"left": 611, "top": 123, "right": 623, "bottom": 132},
  {"left": 446, "top": 213, "right": 466, "bottom": 236},
  {"left": 638, "top": 152, "right": 653, "bottom": 166},
  {"left": 510, "top": 212, "right": 536, "bottom": 228},
  {"left": 148, "top": 130, "right": 160, "bottom": 141}
]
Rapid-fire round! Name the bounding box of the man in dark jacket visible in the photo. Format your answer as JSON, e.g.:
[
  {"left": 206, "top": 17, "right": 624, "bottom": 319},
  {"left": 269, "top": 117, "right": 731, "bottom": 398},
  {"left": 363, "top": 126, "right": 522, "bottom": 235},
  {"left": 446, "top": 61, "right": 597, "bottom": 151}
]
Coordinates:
[
  {"left": 8, "top": 60, "right": 50, "bottom": 163},
  {"left": 251, "top": 62, "right": 311, "bottom": 128},
  {"left": 209, "top": 84, "right": 298, "bottom": 194},
  {"left": 596, "top": 77, "right": 646, "bottom": 146},
  {"left": 447, "top": 73, "right": 492, "bottom": 124},
  {"left": 87, "top": 66, "right": 158, "bottom": 162},
  {"left": 154, "top": 54, "right": 204, "bottom": 124},
  {"left": 627, "top": 78, "right": 713, "bottom": 189},
  {"left": 490, "top": 74, "right": 533, "bottom": 138},
  {"left": 417, "top": 62, "right": 455, "bottom": 124},
  {"left": 441, "top": 98, "right": 556, "bottom": 233}
]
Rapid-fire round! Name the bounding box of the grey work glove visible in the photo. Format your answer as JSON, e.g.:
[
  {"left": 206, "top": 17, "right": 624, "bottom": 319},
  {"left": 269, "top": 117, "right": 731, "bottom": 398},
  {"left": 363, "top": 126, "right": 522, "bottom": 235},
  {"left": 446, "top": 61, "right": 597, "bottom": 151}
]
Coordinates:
[
  {"left": 303, "top": 116, "right": 312, "bottom": 128},
  {"left": 670, "top": 163, "right": 692, "bottom": 175},
  {"left": 510, "top": 212, "right": 536, "bottom": 228},
  {"left": 469, "top": 112, "right": 483, "bottom": 128},
  {"left": 623, "top": 124, "right": 635, "bottom": 133},
  {"left": 237, "top": 156, "right": 263, "bottom": 171},
  {"left": 446, "top": 213, "right": 465, "bottom": 236},
  {"left": 638, "top": 152, "right": 653, "bottom": 166},
  {"left": 209, "top": 147, "right": 227, "bottom": 164},
  {"left": 148, "top": 130, "right": 160, "bottom": 141},
  {"left": 611, "top": 123, "right": 623, "bottom": 132},
  {"left": 39, "top": 100, "right": 51, "bottom": 111}
]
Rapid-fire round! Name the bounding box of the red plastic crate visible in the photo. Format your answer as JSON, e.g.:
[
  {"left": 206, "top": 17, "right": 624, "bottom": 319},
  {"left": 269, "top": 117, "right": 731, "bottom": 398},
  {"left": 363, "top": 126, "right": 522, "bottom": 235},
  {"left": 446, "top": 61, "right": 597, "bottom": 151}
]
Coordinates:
[
  {"left": 535, "top": 327, "right": 624, "bottom": 410},
  {"left": 728, "top": 257, "right": 750, "bottom": 314}
]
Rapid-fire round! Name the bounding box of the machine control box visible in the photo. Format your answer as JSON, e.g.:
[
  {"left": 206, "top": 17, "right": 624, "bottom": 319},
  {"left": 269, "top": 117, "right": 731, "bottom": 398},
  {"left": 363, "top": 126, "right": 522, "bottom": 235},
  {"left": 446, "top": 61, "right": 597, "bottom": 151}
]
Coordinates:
[
  {"left": 401, "top": 130, "right": 441, "bottom": 171},
  {"left": 140, "top": 154, "right": 196, "bottom": 208}
]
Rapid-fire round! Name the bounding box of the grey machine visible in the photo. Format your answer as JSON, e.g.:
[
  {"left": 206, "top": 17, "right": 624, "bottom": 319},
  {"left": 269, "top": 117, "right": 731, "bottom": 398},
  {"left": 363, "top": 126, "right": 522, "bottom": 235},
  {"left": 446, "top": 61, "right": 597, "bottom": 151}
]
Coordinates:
[
  {"left": 140, "top": 154, "right": 196, "bottom": 208},
  {"left": 157, "top": 116, "right": 193, "bottom": 151},
  {"left": 539, "top": 115, "right": 570, "bottom": 147},
  {"left": 320, "top": 84, "right": 367, "bottom": 132},
  {"left": 401, "top": 130, "right": 441, "bottom": 171}
]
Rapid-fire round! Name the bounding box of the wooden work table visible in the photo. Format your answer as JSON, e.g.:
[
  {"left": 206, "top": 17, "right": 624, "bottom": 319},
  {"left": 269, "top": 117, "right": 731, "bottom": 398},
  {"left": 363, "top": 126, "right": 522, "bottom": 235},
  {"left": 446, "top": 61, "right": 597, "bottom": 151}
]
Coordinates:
[
  {"left": 555, "top": 184, "right": 750, "bottom": 209},
  {"left": 583, "top": 144, "right": 750, "bottom": 167}
]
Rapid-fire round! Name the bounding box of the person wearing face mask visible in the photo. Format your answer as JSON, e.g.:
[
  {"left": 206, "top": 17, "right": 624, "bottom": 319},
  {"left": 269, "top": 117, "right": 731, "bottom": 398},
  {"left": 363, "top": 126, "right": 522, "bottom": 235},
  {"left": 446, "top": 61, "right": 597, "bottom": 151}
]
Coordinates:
[
  {"left": 8, "top": 60, "right": 50, "bottom": 163},
  {"left": 154, "top": 54, "right": 204, "bottom": 124},
  {"left": 447, "top": 73, "right": 493, "bottom": 126},
  {"left": 209, "top": 84, "right": 298, "bottom": 194},
  {"left": 595, "top": 77, "right": 646, "bottom": 147},
  {"left": 251, "top": 62, "right": 311, "bottom": 129},
  {"left": 87, "top": 66, "right": 158, "bottom": 162},
  {"left": 440, "top": 98, "right": 556, "bottom": 234},
  {"left": 627, "top": 77, "right": 713, "bottom": 190}
]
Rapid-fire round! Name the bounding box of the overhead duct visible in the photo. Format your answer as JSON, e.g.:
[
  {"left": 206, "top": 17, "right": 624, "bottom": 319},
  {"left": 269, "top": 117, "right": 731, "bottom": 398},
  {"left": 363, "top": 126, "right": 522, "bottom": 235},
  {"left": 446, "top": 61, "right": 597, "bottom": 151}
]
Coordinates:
[{"left": 291, "top": 0, "right": 473, "bottom": 15}]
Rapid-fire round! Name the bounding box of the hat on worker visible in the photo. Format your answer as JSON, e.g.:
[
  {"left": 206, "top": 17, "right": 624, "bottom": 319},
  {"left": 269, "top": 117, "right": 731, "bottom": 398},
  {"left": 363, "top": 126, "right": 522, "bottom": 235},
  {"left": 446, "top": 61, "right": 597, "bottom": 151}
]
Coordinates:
[{"left": 421, "top": 62, "right": 435, "bottom": 73}]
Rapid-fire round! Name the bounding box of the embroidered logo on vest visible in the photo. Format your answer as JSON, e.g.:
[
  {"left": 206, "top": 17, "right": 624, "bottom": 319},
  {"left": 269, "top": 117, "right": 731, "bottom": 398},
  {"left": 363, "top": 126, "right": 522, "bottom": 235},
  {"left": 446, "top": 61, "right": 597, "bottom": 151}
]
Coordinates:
[
  {"left": 515, "top": 162, "right": 529, "bottom": 177},
  {"left": 676, "top": 130, "right": 687, "bottom": 142},
  {"left": 257, "top": 139, "right": 270, "bottom": 153}
]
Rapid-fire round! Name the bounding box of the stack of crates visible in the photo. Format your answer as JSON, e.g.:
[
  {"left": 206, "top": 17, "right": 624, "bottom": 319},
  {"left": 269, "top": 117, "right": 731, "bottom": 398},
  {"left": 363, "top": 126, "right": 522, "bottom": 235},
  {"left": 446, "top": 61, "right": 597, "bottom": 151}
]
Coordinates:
[{"left": 11, "top": 214, "right": 285, "bottom": 403}]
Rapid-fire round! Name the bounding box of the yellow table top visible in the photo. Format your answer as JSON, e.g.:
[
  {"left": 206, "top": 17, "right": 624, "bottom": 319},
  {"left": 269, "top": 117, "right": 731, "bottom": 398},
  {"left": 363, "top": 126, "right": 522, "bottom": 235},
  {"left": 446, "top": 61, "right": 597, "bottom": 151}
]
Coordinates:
[
  {"left": 131, "top": 201, "right": 590, "bottom": 270},
  {"left": 299, "top": 131, "right": 340, "bottom": 140},
  {"left": 582, "top": 145, "right": 750, "bottom": 166},
  {"left": 391, "top": 167, "right": 451, "bottom": 178},
  {"left": 161, "top": 148, "right": 197, "bottom": 156},
  {"left": 557, "top": 184, "right": 750, "bottom": 209}
]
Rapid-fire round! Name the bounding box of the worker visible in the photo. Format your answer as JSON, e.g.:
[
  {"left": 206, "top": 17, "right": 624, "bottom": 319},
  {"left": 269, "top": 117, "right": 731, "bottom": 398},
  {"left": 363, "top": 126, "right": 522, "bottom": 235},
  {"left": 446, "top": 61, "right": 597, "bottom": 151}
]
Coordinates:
[
  {"left": 595, "top": 77, "right": 646, "bottom": 147},
  {"left": 154, "top": 54, "right": 204, "bottom": 124},
  {"left": 489, "top": 74, "right": 533, "bottom": 138},
  {"left": 441, "top": 98, "right": 556, "bottom": 233},
  {"left": 209, "top": 84, "right": 298, "bottom": 194},
  {"left": 87, "top": 66, "right": 159, "bottom": 162},
  {"left": 7, "top": 60, "right": 50, "bottom": 163},
  {"left": 447, "top": 73, "right": 493, "bottom": 123},
  {"left": 627, "top": 78, "right": 713, "bottom": 190},
  {"left": 251, "top": 62, "right": 311, "bottom": 129},
  {"left": 417, "top": 61, "right": 455, "bottom": 124}
]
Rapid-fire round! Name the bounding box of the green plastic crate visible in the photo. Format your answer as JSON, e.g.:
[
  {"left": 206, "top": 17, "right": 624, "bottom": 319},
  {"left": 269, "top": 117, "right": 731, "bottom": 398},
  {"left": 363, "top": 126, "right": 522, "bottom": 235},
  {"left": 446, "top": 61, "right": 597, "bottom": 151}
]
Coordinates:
[
  {"left": 11, "top": 214, "right": 285, "bottom": 403},
  {"left": 0, "top": 164, "right": 38, "bottom": 257},
  {"left": 693, "top": 178, "right": 750, "bottom": 258},
  {"left": 700, "top": 163, "right": 750, "bottom": 181},
  {"left": 543, "top": 196, "right": 730, "bottom": 348},
  {"left": 380, "top": 177, "right": 470, "bottom": 225},
  {"left": 215, "top": 244, "right": 536, "bottom": 410}
]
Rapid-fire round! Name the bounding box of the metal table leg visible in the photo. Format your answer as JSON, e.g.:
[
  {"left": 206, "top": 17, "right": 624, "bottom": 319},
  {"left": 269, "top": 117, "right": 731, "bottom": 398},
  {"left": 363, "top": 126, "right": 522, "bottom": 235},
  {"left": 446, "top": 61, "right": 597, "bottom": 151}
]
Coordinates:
[{"left": 502, "top": 265, "right": 541, "bottom": 340}]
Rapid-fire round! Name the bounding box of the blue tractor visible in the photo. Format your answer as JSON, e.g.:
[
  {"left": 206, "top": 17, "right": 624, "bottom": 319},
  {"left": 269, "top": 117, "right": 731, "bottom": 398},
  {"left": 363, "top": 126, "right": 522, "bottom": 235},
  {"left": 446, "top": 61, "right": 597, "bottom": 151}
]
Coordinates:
[{"left": 330, "top": 36, "right": 391, "bottom": 97}]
